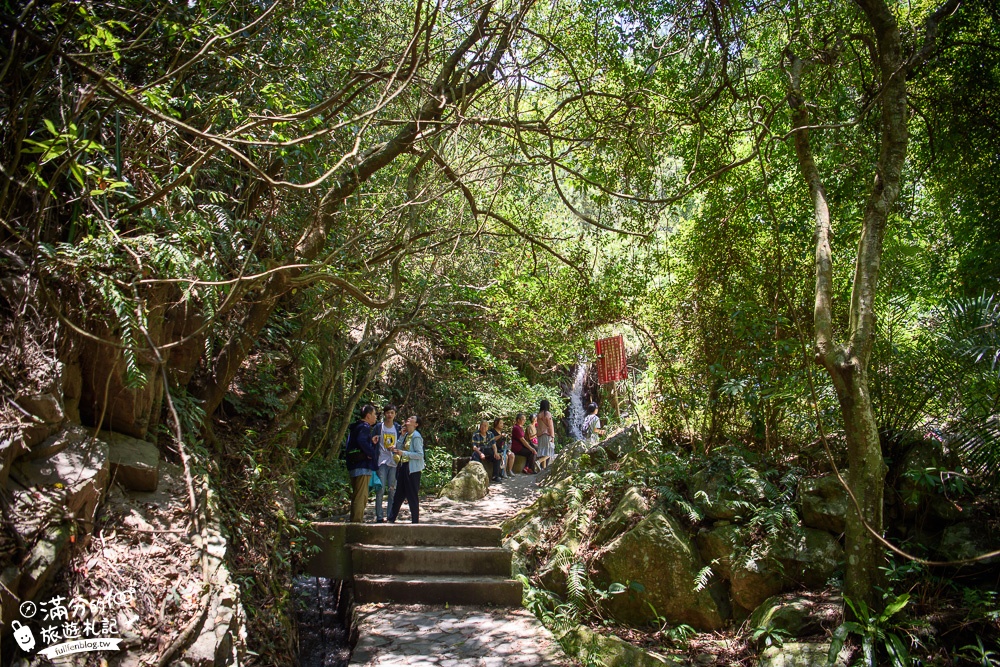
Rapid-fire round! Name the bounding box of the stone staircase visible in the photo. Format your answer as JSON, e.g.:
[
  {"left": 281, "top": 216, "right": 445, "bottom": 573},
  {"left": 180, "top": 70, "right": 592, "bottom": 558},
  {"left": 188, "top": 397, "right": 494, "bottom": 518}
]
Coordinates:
[{"left": 307, "top": 523, "right": 523, "bottom": 606}]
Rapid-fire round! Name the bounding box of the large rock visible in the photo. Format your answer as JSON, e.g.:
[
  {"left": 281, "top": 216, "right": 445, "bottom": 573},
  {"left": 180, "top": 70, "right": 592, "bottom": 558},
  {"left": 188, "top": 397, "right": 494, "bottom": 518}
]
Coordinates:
[
  {"left": 758, "top": 642, "right": 849, "bottom": 667},
  {"left": 937, "top": 521, "right": 1000, "bottom": 564},
  {"left": 690, "top": 467, "right": 766, "bottom": 521},
  {"left": 438, "top": 460, "right": 489, "bottom": 501},
  {"left": 773, "top": 528, "right": 843, "bottom": 588},
  {"left": 696, "top": 522, "right": 742, "bottom": 579},
  {"left": 2, "top": 426, "right": 109, "bottom": 631},
  {"left": 730, "top": 528, "right": 844, "bottom": 610},
  {"left": 594, "top": 486, "right": 649, "bottom": 546},
  {"left": 593, "top": 510, "right": 730, "bottom": 630},
  {"left": 104, "top": 430, "right": 160, "bottom": 492},
  {"left": 16, "top": 391, "right": 65, "bottom": 425},
  {"left": 558, "top": 625, "right": 686, "bottom": 666},
  {"left": 748, "top": 594, "right": 842, "bottom": 640},
  {"left": 731, "top": 559, "right": 787, "bottom": 612},
  {"left": 798, "top": 475, "right": 848, "bottom": 534},
  {"left": 542, "top": 439, "right": 589, "bottom": 485}
]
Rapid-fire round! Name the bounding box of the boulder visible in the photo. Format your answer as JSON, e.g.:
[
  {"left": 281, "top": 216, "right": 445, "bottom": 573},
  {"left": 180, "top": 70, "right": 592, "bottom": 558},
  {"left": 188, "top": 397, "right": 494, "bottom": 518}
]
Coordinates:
[
  {"left": 543, "top": 439, "right": 589, "bottom": 485},
  {"left": 937, "top": 521, "right": 1000, "bottom": 564},
  {"left": 16, "top": 391, "right": 65, "bottom": 425},
  {"left": 690, "top": 467, "right": 765, "bottom": 521},
  {"left": 558, "top": 625, "right": 686, "bottom": 666},
  {"left": 798, "top": 475, "right": 848, "bottom": 534},
  {"left": 593, "top": 510, "right": 730, "bottom": 630},
  {"left": 758, "top": 641, "right": 849, "bottom": 667},
  {"left": 696, "top": 522, "right": 742, "bottom": 579},
  {"left": 748, "top": 594, "right": 842, "bottom": 640},
  {"left": 598, "top": 426, "right": 642, "bottom": 458},
  {"left": 438, "top": 460, "right": 490, "bottom": 501},
  {"left": 773, "top": 528, "right": 843, "bottom": 588},
  {"left": 3, "top": 427, "right": 109, "bottom": 631},
  {"left": 11, "top": 425, "right": 109, "bottom": 535},
  {"left": 731, "top": 559, "right": 787, "bottom": 611},
  {"left": 104, "top": 431, "right": 160, "bottom": 492},
  {"left": 594, "top": 486, "right": 650, "bottom": 546},
  {"left": 25, "top": 423, "right": 89, "bottom": 461},
  {"left": 731, "top": 528, "right": 843, "bottom": 610}
]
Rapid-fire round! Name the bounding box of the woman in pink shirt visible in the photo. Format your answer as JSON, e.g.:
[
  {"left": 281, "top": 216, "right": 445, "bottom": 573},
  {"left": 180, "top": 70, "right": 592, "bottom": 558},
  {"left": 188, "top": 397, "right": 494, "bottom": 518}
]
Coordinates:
[{"left": 536, "top": 399, "right": 555, "bottom": 470}]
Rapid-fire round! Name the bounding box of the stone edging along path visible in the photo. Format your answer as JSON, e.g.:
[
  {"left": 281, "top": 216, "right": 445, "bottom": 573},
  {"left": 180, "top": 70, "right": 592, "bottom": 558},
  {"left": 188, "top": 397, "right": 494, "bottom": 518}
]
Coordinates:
[{"left": 346, "top": 466, "right": 575, "bottom": 666}]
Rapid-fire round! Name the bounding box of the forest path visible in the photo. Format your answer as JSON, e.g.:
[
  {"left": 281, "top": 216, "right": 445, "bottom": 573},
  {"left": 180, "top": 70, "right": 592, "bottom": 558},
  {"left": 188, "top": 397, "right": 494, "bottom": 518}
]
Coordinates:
[{"left": 347, "top": 465, "right": 575, "bottom": 666}]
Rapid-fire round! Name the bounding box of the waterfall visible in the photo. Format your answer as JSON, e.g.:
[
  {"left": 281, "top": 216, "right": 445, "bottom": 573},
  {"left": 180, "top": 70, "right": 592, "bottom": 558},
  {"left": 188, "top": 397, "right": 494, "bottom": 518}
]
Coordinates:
[{"left": 567, "top": 360, "right": 587, "bottom": 441}]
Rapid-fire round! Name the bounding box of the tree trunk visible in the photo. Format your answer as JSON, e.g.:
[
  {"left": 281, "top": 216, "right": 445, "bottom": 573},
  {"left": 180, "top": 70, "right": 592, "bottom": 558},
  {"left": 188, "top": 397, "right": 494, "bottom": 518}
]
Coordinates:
[{"left": 194, "top": 3, "right": 524, "bottom": 422}]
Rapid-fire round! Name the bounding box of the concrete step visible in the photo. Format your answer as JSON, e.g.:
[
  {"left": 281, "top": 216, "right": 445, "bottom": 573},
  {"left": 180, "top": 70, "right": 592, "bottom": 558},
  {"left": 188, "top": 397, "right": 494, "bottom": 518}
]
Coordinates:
[
  {"left": 337, "top": 523, "right": 503, "bottom": 547},
  {"left": 353, "top": 574, "right": 523, "bottom": 606},
  {"left": 351, "top": 545, "right": 512, "bottom": 577}
]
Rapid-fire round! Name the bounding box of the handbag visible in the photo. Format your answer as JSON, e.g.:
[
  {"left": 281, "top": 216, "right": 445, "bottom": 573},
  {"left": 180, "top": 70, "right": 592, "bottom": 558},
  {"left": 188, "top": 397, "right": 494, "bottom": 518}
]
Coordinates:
[{"left": 369, "top": 473, "right": 383, "bottom": 491}]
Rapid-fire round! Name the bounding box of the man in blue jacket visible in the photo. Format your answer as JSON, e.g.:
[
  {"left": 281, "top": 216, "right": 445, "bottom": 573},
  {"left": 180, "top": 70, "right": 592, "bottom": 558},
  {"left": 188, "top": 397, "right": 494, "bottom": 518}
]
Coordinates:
[{"left": 346, "top": 404, "right": 379, "bottom": 522}]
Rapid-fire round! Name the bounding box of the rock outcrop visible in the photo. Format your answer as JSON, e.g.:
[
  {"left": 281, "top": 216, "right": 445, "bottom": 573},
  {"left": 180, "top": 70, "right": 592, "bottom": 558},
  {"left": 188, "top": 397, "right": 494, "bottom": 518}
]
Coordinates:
[
  {"left": 439, "top": 460, "right": 490, "bottom": 501},
  {"left": 593, "top": 510, "right": 730, "bottom": 630},
  {"left": 798, "top": 474, "right": 849, "bottom": 534}
]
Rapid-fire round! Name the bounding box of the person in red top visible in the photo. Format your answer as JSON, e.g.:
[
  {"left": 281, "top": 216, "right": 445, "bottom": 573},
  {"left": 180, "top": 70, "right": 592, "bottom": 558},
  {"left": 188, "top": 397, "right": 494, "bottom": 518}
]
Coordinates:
[{"left": 510, "top": 412, "right": 538, "bottom": 473}]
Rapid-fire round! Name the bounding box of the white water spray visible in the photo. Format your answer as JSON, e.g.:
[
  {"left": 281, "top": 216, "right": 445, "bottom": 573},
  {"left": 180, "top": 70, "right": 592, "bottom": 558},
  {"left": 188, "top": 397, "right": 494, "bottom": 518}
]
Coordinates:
[{"left": 567, "top": 359, "right": 588, "bottom": 441}]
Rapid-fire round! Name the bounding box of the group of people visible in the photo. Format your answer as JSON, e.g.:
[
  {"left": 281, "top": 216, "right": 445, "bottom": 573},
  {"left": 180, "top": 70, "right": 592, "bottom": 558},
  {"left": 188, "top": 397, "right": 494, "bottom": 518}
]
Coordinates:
[
  {"left": 344, "top": 404, "right": 424, "bottom": 524},
  {"left": 344, "top": 399, "right": 607, "bottom": 523},
  {"left": 470, "top": 399, "right": 557, "bottom": 483}
]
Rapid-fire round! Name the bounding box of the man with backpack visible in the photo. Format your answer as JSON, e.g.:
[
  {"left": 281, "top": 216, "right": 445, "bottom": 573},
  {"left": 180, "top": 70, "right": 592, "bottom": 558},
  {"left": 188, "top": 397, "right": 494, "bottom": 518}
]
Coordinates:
[{"left": 346, "top": 404, "right": 379, "bottom": 522}]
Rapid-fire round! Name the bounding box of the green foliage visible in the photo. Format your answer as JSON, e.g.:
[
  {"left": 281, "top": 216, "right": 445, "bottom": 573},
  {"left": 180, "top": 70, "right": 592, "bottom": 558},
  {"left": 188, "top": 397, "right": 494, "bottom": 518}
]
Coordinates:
[
  {"left": 420, "top": 447, "right": 453, "bottom": 493},
  {"left": 828, "top": 594, "right": 913, "bottom": 667},
  {"left": 297, "top": 456, "right": 350, "bottom": 516}
]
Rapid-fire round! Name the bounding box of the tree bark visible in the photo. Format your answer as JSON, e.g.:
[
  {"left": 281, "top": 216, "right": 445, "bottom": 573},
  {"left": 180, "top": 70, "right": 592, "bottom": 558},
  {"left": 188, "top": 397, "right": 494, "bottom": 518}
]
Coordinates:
[{"left": 787, "top": 0, "right": 959, "bottom": 611}]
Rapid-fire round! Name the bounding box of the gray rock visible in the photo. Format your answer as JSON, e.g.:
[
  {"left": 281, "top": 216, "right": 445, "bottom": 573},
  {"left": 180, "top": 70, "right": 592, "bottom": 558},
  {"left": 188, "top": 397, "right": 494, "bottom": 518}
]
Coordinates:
[
  {"left": 594, "top": 486, "right": 650, "bottom": 546},
  {"left": 730, "top": 528, "right": 843, "bottom": 610},
  {"left": 438, "top": 460, "right": 490, "bottom": 501},
  {"left": 897, "top": 440, "right": 961, "bottom": 519},
  {"left": 731, "top": 558, "right": 787, "bottom": 611},
  {"left": 593, "top": 510, "right": 730, "bottom": 630},
  {"left": 798, "top": 475, "right": 848, "bottom": 534},
  {"left": 758, "top": 641, "right": 849, "bottom": 667},
  {"left": 696, "top": 523, "right": 742, "bottom": 579},
  {"left": 748, "top": 594, "right": 842, "bottom": 640},
  {"left": 773, "top": 528, "right": 843, "bottom": 588},
  {"left": 3, "top": 429, "right": 109, "bottom": 631},
  {"left": 937, "top": 521, "right": 1000, "bottom": 564},
  {"left": 103, "top": 430, "right": 160, "bottom": 492},
  {"left": 24, "top": 423, "right": 88, "bottom": 461},
  {"left": 558, "top": 625, "right": 686, "bottom": 666}
]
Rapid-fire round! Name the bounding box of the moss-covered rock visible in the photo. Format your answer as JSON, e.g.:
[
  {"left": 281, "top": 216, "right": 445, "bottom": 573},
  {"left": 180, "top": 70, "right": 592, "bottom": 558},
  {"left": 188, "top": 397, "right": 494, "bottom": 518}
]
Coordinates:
[
  {"left": 690, "top": 467, "right": 765, "bottom": 521},
  {"left": 438, "top": 460, "right": 489, "bottom": 501},
  {"left": 594, "top": 486, "right": 649, "bottom": 546},
  {"left": 557, "top": 625, "right": 686, "bottom": 666},
  {"left": 696, "top": 522, "right": 742, "bottom": 579},
  {"left": 798, "top": 474, "right": 849, "bottom": 534},
  {"left": 593, "top": 510, "right": 730, "bottom": 630},
  {"left": 748, "top": 593, "right": 841, "bottom": 640}
]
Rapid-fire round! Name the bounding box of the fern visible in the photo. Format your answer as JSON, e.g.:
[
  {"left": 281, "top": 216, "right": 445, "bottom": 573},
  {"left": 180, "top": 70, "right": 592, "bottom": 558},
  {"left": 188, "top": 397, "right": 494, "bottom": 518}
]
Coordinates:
[{"left": 693, "top": 565, "right": 714, "bottom": 592}]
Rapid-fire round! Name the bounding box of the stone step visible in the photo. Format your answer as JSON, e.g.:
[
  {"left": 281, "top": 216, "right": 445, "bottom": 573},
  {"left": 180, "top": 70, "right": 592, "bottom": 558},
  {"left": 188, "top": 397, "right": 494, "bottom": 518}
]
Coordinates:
[
  {"left": 353, "top": 574, "right": 523, "bottom": 606},
  {"left": 351, "top": 545, "right": 512, "bottom": 577},
  {"left": 319, "top": 522, "right": 503, "bottom": 547}
]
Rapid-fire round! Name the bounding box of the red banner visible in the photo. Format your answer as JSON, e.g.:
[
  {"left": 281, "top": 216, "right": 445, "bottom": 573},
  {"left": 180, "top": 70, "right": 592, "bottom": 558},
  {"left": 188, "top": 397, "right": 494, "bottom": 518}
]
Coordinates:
[{"left": 595, "top": 335, "right": 628, "bottom": 384}]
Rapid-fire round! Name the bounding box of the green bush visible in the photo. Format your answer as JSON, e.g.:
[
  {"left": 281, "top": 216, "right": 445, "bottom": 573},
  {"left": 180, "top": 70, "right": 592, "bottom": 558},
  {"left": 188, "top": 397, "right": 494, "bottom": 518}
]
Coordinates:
[
  {"left": 421, "top": 446, "right": 453, "bottom": 493},
  {"left": 297, "top": 456, "right": 350, "bottom": 515}
]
